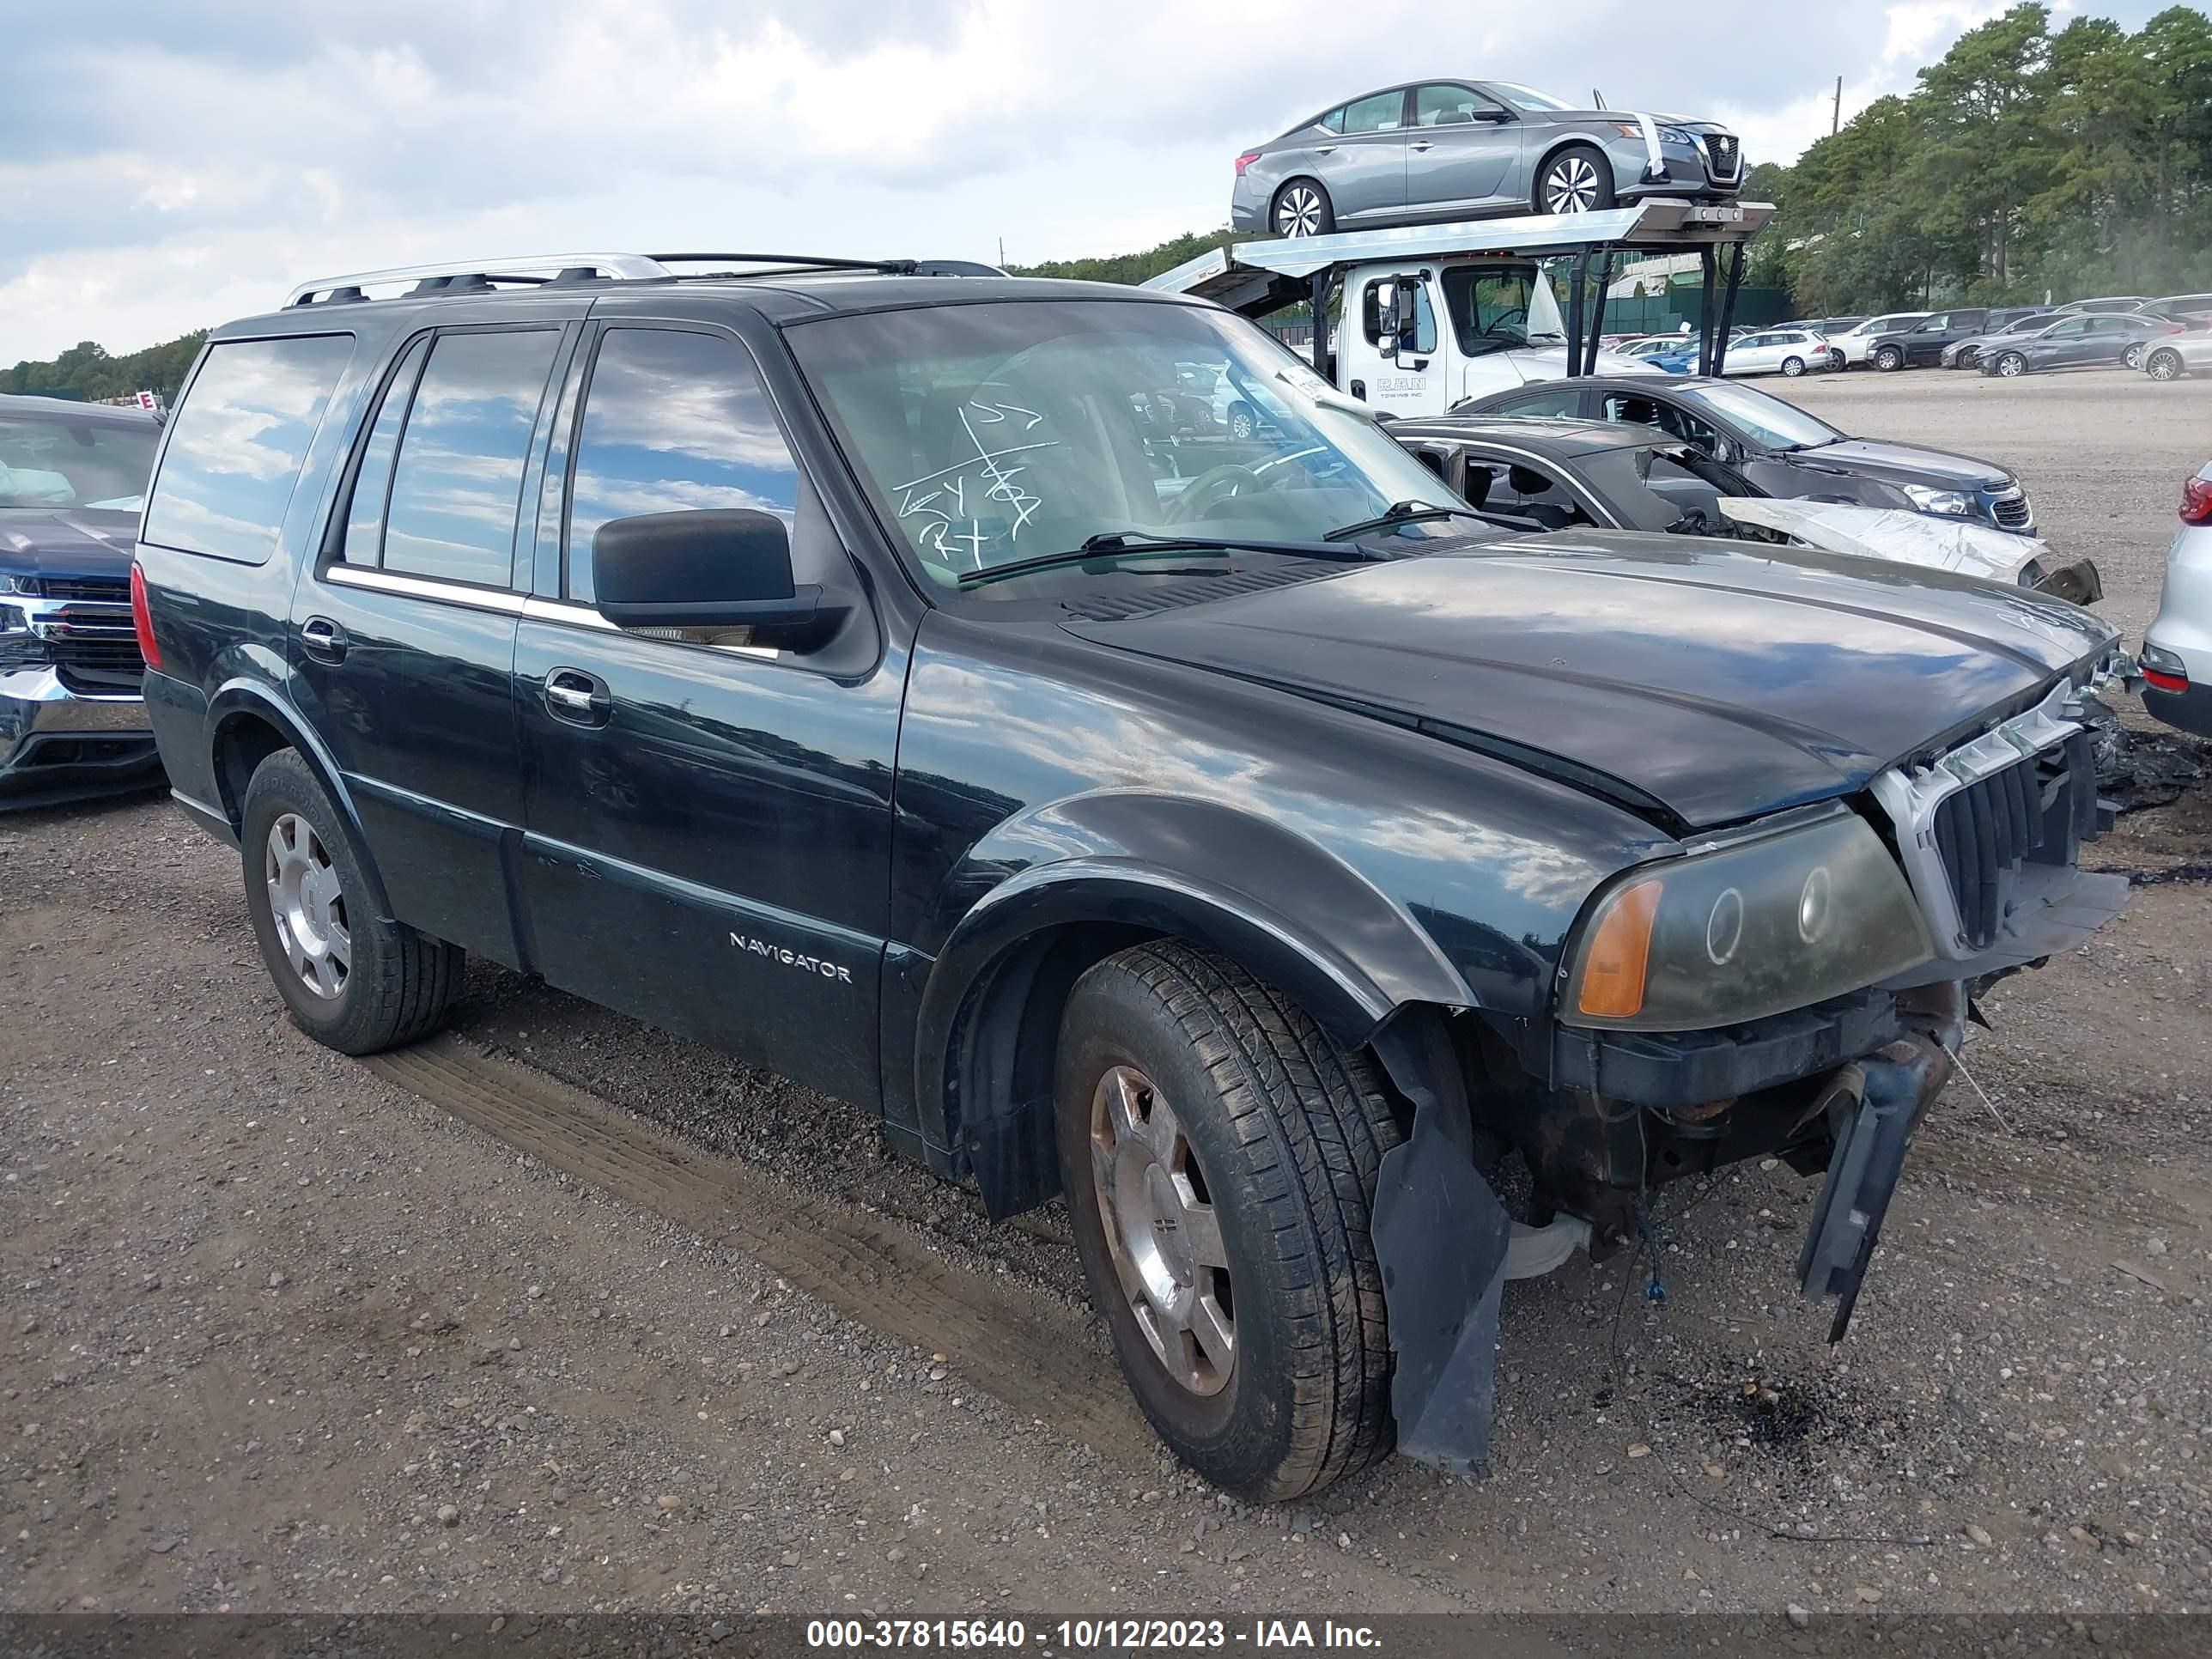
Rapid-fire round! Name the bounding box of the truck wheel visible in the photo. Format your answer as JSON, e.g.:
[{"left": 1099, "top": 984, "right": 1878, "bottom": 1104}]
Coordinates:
[
  {"left": 1055, "top": 942, "right": 1401, "bottom": 1502},
  {"left": 1781, "top": 356, "right": 1806, "bottom": 377},
  {"left": 2147, "top": 348, "right": 2183, "bottom": 382},
  {"left": 1536, "top": 144, "right": 1614, "bottom": 215},
  {"left": 240, "top": 749, "right": 462, "bottom": 1055},
  {"left": 1875, "top": 344, "right": 1904, "bottom": 372},
  {"left": 1271, "top": 179, "right": 1334, "bottom": 239}
]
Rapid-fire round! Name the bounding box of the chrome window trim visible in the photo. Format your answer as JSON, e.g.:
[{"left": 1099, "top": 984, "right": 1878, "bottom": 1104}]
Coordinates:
[
  {"left": 520, "top": 596, "right": 780, "bottom": 660},
  {"left": 323, "top": 563, "right": 527, "bottom": 615},
  {"left": 1867, "top": 678, "right": 2087, "bottom": 957}
]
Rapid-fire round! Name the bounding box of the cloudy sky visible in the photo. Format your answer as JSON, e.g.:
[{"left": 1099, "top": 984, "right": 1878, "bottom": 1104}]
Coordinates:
[{"left": 1, "top": 0, "right": 2157, "bottom": 364}]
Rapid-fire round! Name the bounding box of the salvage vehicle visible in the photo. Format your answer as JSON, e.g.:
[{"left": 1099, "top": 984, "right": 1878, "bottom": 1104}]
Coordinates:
[
  {"left": 1231, "top": 81, "right": 1741, "bottom": 238},
  {"left": 1981, "top": 312, "right": 2181, "bottom": 376},
  {"left": 1, "top": 393, "right": 164, "bottom": 809},
  {"left": 1941, "top": 312, "right": 2061, "bottom": 369},
  {"left": 1865, "top": 307, "right": 2043, "bottom": 371},
  {"left": 2142, "top": 331, "right": 2212, "bottom": 383},
  {"left": 1457, "top": 374, "right": 2039, "bottom": 534},
  {"left": 1388, "top": 415, "right": 2094, "bottom": 595},
  {"left": 138, "top": 252, "right": 2125, "bottom": 1502},
  {"left": 1823, "top": 312, "right": 1930, "bottom": 369},
  {"left": 2140, "top": 461, "right": 2212, "bottom": 739}
]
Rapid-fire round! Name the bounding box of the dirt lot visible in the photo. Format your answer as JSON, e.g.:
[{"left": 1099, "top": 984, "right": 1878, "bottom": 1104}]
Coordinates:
[{"left": 4, "top": 369, "right": 2210, "bottom": 1626}]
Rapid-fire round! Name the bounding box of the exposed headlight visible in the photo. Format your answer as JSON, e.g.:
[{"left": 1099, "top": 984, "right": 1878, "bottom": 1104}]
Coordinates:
[
  {"left": 1902, "top": 483, "right": 1976, "bottom": 518},
  {"left": 1561, "top": 811, "right": 1934, "bottom": 1030}
]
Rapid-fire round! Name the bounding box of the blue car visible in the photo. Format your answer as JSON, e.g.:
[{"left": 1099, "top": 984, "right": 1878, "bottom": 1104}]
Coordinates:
[{"left": 0, "top": 393, "right": 164, "bottom": 809}]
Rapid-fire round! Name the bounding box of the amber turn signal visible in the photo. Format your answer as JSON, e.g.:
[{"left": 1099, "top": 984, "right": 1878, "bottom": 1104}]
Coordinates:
[{"left": 1577, "top": 878, "right": 1661, "bottom": 1019}]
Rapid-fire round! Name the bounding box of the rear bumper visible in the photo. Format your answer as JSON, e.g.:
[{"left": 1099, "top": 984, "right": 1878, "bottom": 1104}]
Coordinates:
[
  {"left": 0, "top": 665, "right": 161, "bottom": 810},
  {"left": 2144, "top": 678, "right": 2212, "bottom": 738}
]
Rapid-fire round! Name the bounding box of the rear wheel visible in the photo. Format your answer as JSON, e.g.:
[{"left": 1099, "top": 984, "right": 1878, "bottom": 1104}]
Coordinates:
[
  {"left": 240, "top": 749, "right": 462, "bottom": 1054},
  {"left": 1535, "top": 144, "right": 1615, "bottom": 216},
  {"left": 2147, "top": 348, "right": 2183, "bottom": 382},
  {"left": 1781, "top": 355, "right": 1806, "bottom": 378},
  {"left": 2123, "top": 343, "right": 2147, "bottom": 371},
  {"left": 1875, "top": 344, "right": 1905, "bottom": 372},
  {"left": 1994, "top": 351, "right": 2027, "bottom": 378},
  {"left": 1226, "top": 401, "right": 1256, "bottom": 441},
  {"left": 1055, "top": 942, "right": 1401, "bottom": 1502},
  {"left": 1271, "top": 179, "right": 1334, "bottom": 239}
]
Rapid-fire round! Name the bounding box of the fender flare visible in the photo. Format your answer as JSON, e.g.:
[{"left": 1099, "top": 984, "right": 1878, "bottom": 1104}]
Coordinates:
[{"left": 204, "top": 679, "right": 397, "bottom": 923}]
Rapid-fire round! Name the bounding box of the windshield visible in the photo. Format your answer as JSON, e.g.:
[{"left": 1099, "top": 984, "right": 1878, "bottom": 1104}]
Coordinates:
[
  {"left": 1678, "top": 382, "right": 1844, "bottom": 451},
  {"left": 789, "top": 300, "right": 1468, "bottom": 593},
  {"left": 1491, "top": 83, "right": 1576, "bottom": 112},
  {"left": 0, "top": 414, "right": 158, "bottom": 511}
]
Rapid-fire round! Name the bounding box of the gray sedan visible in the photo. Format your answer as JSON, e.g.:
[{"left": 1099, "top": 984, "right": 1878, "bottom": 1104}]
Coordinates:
[{"left": 1231, "top": 81, "right": 1742, "bottom": 239}]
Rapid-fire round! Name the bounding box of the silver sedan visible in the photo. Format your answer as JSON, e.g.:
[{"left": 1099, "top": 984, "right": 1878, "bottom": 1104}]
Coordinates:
[{"left": 1231, "top": 80, "right": 1743, "bottom": 239}]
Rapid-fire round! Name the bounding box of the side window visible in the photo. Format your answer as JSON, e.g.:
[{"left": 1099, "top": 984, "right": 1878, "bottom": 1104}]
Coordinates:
[
  {"left": 1606, "top": 392, "right": 1719, "bottom": 452},
  {"left": 1316, "top": 106, "right": 1347, "bottom": 135},
  {"left": 1494, "top": 386, "right": 1582, "bottom": 417},
  {"left": 1465, "top": 458, "right": 1587, "bottom": 526},
  {"left": 143, "top": 335, "right": 354, "bottom": 565},
  {"left": 565, "top": 328, "right": 801, "bottom": 605},
  {"left": 381, "top": 329, "right": 562, "bottom": 587},
  {"left": 1359, "top": 279, "right": 1437, "bottom": 354},
  {"left": 337, "top": 336, "right": 429, "bottom": 565},
  {"left": 1340, "top": 90, "right": 1406, "bottom": 135},
  {"left": 1413, "top": 85, "right": 1497, "bottom": 126}
]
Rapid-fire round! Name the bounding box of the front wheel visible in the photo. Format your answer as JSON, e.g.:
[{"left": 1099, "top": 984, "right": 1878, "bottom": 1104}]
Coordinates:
[
  {"left": 2147, "top": 348, "right": 2183, "bottom": 382},
  {"left": 1056, "top": 943, "right": 1402, "bottom": 1502},
  {"left": 240, "top": 749, "right": 463, "bottom": 1054},
  {"left": 1781, "top": 355, "right": 1806, "bottom": 378},
  {"left": 1271, "top": 179, "right": 1334, "bottom": 239},
  {"left": 1875, "top": 344, "right": 1904, "bottom": 372},
  {"left": 1226, "top": 401, "right": 1256, "bottom": 441},
  {"left": 1535, "top": 144, "right": 1615, "bottom": 216},
  {"left": 1995, "top": 351, "right": 2027, "bottom": 378}
]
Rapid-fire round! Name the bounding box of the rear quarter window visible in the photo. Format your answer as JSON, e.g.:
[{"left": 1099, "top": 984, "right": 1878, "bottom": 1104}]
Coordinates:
[{"left": 143, "top": 334, "right": 354, "bottom": 565}]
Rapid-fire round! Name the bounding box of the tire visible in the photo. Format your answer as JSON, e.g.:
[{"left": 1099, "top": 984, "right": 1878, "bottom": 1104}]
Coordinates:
[
  {"left": 2147, "top": 348, "right": 2183, "bottom": 382},
  {"left": 1995, "top": 352, "right": 2027, "bottom": 378},
  {"left": 1054, "top": 942, "right": 1402, "bottom": 1503},
  {"left": 1781, "top": 356, "right": 1806, "bottom": 378},
  {"left": 1227, "top": 402, "right": 1256, "bottom": 441},
  {"left": 1954, "top": 348, "right": 1978, "bottom": 370},
  {"left": 1535, "top": 144, "right": 1615, "bottom": 216},
  {"left": 1271, "top": 179, "right": 1334, "bottom": 240},
  {"left": 2123, "top": 343, "right": 2146, "bottom": 371},
  {"left": 240, "top": 749, "right": 462, "bottom": 1055},
  {"left": 1875, "top": 344, "right": 1904, "bottom": 372}
]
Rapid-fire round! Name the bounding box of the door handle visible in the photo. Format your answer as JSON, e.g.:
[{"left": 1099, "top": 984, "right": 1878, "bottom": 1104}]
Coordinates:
[
  {"left": 544, "top": 666, "right": 611, "bottom": 726},
  {"left": 1315, "top": 145, "right": 1337, "bottom": 155},
  {"left": 300, "top": 617, "right": 349, "bottom": 664},
  {"left": 1410, "top": 141, "right": 1434, "bottom": 152}
]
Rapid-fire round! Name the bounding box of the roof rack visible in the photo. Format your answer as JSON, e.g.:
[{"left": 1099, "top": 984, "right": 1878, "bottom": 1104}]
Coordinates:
[{"left": 284, "top": 251, "right": 1008, "bottom": 307}]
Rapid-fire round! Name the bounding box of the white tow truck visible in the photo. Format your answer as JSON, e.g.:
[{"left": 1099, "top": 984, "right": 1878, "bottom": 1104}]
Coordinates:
[{"left": 1144, "top": 198, "right": 1776, "bottom": 420}]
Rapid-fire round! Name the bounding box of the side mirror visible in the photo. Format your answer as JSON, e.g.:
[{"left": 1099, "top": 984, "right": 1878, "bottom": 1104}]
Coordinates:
[
  {"left": 1471, "top": 106, "right": 1511, "bottom": 125},
  {"left": 593, "top": 509, "right": 843, "bottom": 644}
]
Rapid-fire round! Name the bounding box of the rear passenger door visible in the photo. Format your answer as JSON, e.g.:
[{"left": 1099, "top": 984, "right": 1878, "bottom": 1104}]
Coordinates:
[
  {"left": 290, "top": 319, "right": 580, "bottom": 968},
  {"left": 511, "top": 321, "right": 900, "bottom": 1109}
]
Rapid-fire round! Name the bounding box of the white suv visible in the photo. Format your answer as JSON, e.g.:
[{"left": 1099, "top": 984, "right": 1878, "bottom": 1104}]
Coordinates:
[
  {"left": 1827, "top": 313, "right": 1932, "bottom": 369},
  {"left": 2142, "top": 459, "right": 2212, "bottom": 738}
]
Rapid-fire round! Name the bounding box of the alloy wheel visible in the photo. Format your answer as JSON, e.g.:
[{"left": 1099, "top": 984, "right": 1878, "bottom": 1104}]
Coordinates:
[
  {"left": 1877, "top": 347, "right": 1902, "bottom": 371},
  {"left": 1229, "top": 405, "right": 1255, "bottom": 440},
  {"left": 1997, "top": 354, "right": 2025, "bottom": 377},
  {"left": 2124, "top": 344, "right": 2145, "bottom": 370},
  {"left": 265, "top": 812, "right": 350, "bottom": 1000},
  {"left": 1274, "top": 186, "right": 1323, "bottom": 238},
  {"left": 1087, "top": 1063, "right": 1235, "bottom": 1398},
  {"left": 1782, "top": 356, "right": 1805, "bottom": 377},
  {"left": 2148, "top": 352, "right": 2179, "bottom": 382},
  {"left": 1544, "top": 155, "right": 1601, "bottom": 214}
]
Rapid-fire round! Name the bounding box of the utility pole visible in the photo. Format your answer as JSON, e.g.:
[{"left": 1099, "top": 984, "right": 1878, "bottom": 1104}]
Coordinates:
[
  {"left": 998, "top": 236, "right": 1006, "bottom": 268},
  {"left": 1832, "top": 76, "right": 1843, "bottom": 137}
]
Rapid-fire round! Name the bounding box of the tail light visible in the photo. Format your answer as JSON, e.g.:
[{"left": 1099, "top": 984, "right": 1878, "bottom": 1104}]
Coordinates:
[
  {"left": 2184, "top": 475, "right": 2212, "bottom": 526},
  {"left": 2142, "top": 643, "right": 2191, "bottom": 694},
  {"left": 1234, "top": 151, "right": 1261, "bottom": 176},
  {"left": 129, "top": 559, "right": 161, "bottom": 672}
]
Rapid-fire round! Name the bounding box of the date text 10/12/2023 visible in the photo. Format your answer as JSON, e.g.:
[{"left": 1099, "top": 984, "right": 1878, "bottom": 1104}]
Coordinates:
[{"left": 805, "top": 1619, "right": 1384, "bottom": 1650}]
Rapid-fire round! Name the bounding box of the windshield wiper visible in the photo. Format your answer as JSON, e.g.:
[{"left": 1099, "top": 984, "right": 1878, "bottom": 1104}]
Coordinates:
[
  {"left": 955, "top": 530, "right": 1387, "bottom": 589},
  {"left": 1324, "top": 500, "right": 1515, "bottom": 542}
]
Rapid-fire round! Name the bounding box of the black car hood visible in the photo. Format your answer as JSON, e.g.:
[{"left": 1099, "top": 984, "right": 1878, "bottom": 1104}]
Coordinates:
[
  {"left": 0, "top": 507, "right": 139, "bottom": 581},
  {"left": 1060, "top": 535, "right": 2113, "bottom": 829},
  {"left": 1787, "top": 438, "right": 2012, "bottom": 492}
]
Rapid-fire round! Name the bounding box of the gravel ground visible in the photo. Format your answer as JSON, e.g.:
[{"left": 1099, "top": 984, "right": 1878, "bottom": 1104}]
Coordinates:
[{"left": 3, "top": 371, "right": 2209, "bottom": 1624}]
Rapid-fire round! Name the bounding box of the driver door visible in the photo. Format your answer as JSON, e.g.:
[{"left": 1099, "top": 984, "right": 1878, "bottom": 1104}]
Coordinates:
[
  {"left": 1405, "top": 84, "right": 1520, "bottom": 212},
  {"left": 1359, "top": 274, "right": 1449, "bottom": 415}
]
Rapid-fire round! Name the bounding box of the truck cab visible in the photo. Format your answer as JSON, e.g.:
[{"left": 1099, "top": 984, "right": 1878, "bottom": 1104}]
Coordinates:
[{"left": 1332, "top": 256, "right": 1658, "bottom": 416}]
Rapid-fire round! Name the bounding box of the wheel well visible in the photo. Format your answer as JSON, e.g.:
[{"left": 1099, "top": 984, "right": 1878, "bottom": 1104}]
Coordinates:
[{"left": 211, "top": 712, "right": 291, "bottom": 831}]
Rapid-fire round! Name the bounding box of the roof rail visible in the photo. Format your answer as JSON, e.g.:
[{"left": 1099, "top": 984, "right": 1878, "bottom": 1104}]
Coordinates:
[{"left": 285, "top": 251, "right": 1008, "bottom": 307}]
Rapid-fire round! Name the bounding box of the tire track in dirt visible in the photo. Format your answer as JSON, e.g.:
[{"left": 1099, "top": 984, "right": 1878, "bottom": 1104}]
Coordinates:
[{"left": 362, "top": 1036, "right": 1161, "bottom": 1468}]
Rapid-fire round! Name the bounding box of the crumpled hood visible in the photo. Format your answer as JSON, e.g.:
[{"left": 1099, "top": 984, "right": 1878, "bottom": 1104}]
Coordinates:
[
  {"left": 1060, "top": 534, "right": 2115, "bottom": 829},
  {"left": 1792, "top": 439, "right": 2013, "bottom": 493},
  {"left": 0, "top": 507, "right": 139, "bottom": 582}
]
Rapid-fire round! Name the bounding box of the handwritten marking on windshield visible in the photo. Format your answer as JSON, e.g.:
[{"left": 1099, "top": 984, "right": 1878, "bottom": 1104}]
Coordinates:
[{"left": 893, "top": 404, "right": 1056, "bottom": 566}]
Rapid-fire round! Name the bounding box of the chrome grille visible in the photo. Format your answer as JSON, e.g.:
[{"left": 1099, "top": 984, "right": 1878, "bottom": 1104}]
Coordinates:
[
  {"left": 1702, "top": 134, "right": 1741, "bottom": 179},
  {"left": 1987, "top": 489, "right": 2032, "bottom": 531},
  {"left": 34, "top": 601, "right": 143, "bottom": 692},
  {"left": 11, "top": 574, "right": 129, "bottom": 602}
]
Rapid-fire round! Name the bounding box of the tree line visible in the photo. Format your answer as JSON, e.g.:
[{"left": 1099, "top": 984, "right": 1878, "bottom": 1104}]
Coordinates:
[
  {"left": 1752, "top": 3, "right": 2212, "bottom": 312},
  {"left": 3, "top": 332, "right": 208, "bottom": 405}
]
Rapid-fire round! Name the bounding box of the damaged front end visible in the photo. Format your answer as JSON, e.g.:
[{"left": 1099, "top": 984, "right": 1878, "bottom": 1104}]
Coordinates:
[{"left": 1370, "top": 675, "right": 2126, "bottom": 1479}]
